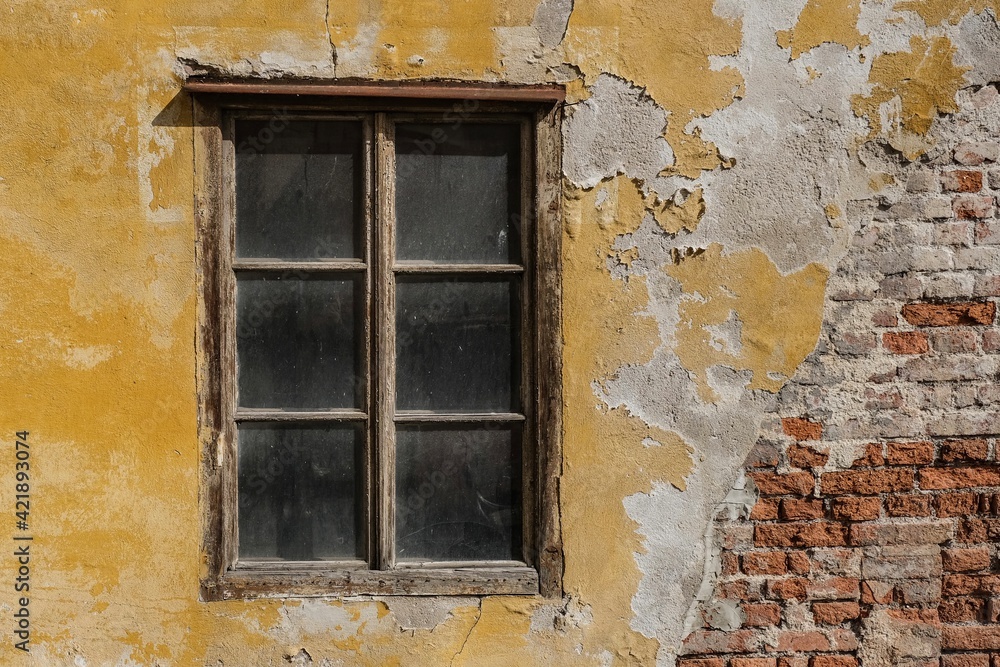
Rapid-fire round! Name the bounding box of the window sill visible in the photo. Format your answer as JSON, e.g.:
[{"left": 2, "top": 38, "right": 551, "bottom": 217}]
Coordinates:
[{"left": 202, "top": 563, "right": 540, "bottom": 600}]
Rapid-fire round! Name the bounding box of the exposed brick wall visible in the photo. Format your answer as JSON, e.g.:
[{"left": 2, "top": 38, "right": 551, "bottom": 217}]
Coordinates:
[{"left": 679, "top": 85, "right": 1000, "bottom": 666}]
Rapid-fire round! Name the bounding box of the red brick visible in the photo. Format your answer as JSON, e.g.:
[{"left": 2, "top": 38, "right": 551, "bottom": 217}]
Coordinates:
[
  {"left": 743, "top": 602, "right": 781, "bottom": 626},
  {"left": 721, "top": 552, "right": 740, "bottom": 576},
  {"left": 955, "top": 194, "right": 996, "bottom": 219},
  {"left": 755, "top": 522, "right": 847, "bottom": 548},
  {"left": 941, "top": 438, "right": 990, "bottom": 462},
  {"left": 743, "top": 551, "right": 787, "bottom": 575},
  {"left": 943, "top": 574, "right": 1000, "bottom": 596},
  {"left": 787, "top": 551, "right": 811, "bottom": 574},
  {"left": 808, "top": 577, "right": 860, "bottom": 601},
  {"left": 943, "top": 169, "right": 984, "bottom": 192},
  {"left": 788, "top": 444, "right": 830, "bottom": 468},
  {"left": 921, "top": 467, "right": 1000, "bottom": 489},
  {"left": 682, "top": 629, "right": 758, "bottom": 655},
  {"left": 887, "top": 607, "right": 939, "bottom": 623},
  {"left": 768, "top": 577, "right": 808, "bottom": 601},
  {"left": 861, "top": 580, "right": 894, "bottom": 605},
  {"left": 955, "top": 142, "right": 997, "bottom": 165},
  {"left": 887, "top": 441, "right": 934, "bottom": 465},
  {"left": 772, "top": 630, "right": 831, "bottom": 652},
  {"left": 886, "top": 494, "right": 931, "bottom": 517},
  {"left": 849, "top": 519, "right": 954, "bottom": 546},
  {"left": 851, "top": 443, "right": 885, "bottom": 467},
  {"left": 677, "top": 660, "right": 725, "bottom": 667},
  {"left": 718, "top": 580, "right": 753, "bottom": 600},
  {"left": 812, "top": 601, "right": 860, "bottom": 625},
  {"left": 749, "top": 471, "right": 815, "bottom": 496},
  {"left": 873, "top": 308, "right": 898, "bottom": 327},
  {"left": 939, "top": 596, "right": 985, "bottom": 622},
  {"left": 780, "top": 498, "right": 825, "bottom": 520},
  {"left": 883, "top": 331, "right": 929, "bottom": 354},
  {"left": 942, "top": 625, "right": 1000, "bottom": 650},
  {"left": 901, "top": 301, "right": 996, "bottom": 326},
  {"left": 941, "top": 655, "right": 990, "bottom": 667},
  {"left": 943, "top": 547, "right": 991, "bottom": 572},
  {"left": 782, "top": 417, "right": 823, "bottom": 441},
  {"left": 831, "top": 497, "right": 881, "bottom": 521},
  {"left": 731, "top": 659, "right": 777, "bottom": 667},
  {"left": 984, "top": 329, "right": 1000, "bottom": 352},
  {"left": 936, "top": 492, "right": 979, "bottom": 517},
  {"left": 820, "top": 468, "right": 913, "bottom": 495},
  {"left": 746, "top": 439, "right": 781, "bottom": 468},
  {"left": 930, "top": 328, "right": 979, "bottom": 353},
  {"left": 750, "top": 498, "right": 779, "bottom": 521},
  {"left": 810, "top": 658, "right": 858, "bottom": 667},
  {"left": 959, "top": 518, "right": 989, "bottom": 543},
  {"left": 778, "top": 659, "right": 808, "bottom": 667}
]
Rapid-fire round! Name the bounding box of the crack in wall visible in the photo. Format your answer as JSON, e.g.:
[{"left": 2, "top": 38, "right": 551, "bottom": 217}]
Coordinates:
[{"left": 449, "top": 601, "right": 483, "bottom": 667}]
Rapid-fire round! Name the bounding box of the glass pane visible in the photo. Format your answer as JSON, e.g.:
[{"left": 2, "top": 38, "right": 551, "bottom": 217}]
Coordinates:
[
  {"left": 396, "top": 279, "right": 518, "bottom": 412},
  {"left": 238, "top": 424, "right": 363, "bottom": 561},
  {"left": 235, "top": 120, "right": 362, "bottom": 259},
  {"left": 396, "top": 425, "right": 521, "bottom": 561},
  {"left": 395, "top": 123, "right": 521, "bottom": 264},
  {"left": 237, "top": 274, "right": 363, "bottom": 409}
]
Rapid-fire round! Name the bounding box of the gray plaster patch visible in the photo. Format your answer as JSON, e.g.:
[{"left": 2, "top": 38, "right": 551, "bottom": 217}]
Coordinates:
[
  {"left": 957, "top": 9, "right": 1000, "bottom": 88},
  {"left": 563, "top": 74, "right": 675, "bottom": 189},
  {"left": 532, "top": 0, "right": 574, "bottom": 48},
  {"left": 384, "top": 597, "right": 466, "bottom": 631}
]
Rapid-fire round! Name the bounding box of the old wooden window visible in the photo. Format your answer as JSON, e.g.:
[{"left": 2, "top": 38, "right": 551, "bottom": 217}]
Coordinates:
[{"left": 190, "top": 81, "right": 563, "bottom": 599}]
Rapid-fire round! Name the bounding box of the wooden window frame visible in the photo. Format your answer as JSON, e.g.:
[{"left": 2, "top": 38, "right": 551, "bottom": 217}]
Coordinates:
[{"left": 189, "top": 80, "right": 564, "bottom": 600}]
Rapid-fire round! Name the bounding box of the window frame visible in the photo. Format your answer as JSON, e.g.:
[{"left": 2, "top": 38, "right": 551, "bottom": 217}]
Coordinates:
[{"left": 190, "top": 80, "right": 564, "bottom": 600}]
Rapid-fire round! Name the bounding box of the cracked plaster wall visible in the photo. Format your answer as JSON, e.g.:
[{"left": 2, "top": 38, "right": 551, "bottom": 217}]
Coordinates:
[{"left": 0, "top": 0, "right": 998, "bottom": 665}]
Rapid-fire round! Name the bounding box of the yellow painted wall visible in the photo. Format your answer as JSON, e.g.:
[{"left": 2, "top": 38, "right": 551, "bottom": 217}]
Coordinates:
[{"left": 0, "top": 0, "right": 984, "bottom": 664}]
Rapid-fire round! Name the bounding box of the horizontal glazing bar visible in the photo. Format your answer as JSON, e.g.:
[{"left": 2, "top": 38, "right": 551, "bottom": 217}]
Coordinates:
[
  {"left": 233, "top": 559, "right": 369, "bottom": 571},
  {"left": 394, "top": 560, "right": 529, "bottom": 569},
  {"left": 236, "top": 409, "right": 368, "bottom": 422},
  {"left": 233, "top": 260, "right": 367, "bottom": 272},
  {"left": 393, "top": 412, "right": 525, "bottom": 423},
  {"left": 393, "top": 263, "right": 523, "bottom": 274}
]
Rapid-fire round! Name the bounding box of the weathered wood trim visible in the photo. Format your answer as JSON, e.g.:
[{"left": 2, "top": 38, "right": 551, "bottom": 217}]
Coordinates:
[
  {"left": 183, "top": 78, "right": 566, "bottom": 104},
  {"left": 534, "top": 105, "right": 565, "bottom": 599},
  {"left": 203, "top": 566, "right": 539, "bottom": 600},
  {"left": 194, "top": 94, "right": 227, "bottom": 596},
  {"left": 194, "top": 91, "right": 564, "bottom": 599}
]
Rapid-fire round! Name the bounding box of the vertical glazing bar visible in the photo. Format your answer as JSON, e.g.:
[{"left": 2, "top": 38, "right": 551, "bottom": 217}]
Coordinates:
[
  {"left": 374, "top": 113, "right": 397, "bottom": 570},
  {"left": 361, "top": 114, "right": 375, "bottom": 566}
]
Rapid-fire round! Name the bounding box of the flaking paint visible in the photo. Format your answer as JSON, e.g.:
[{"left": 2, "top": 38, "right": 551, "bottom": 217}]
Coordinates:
[{"left": 0, "top": 0, "right": 996, "bottom": 664}]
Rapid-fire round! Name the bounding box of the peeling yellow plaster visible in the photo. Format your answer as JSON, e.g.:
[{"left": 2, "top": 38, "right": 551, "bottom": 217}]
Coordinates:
[
  {"left": 776, "top": 0, "right": 870, "bottom": 59},
  {"left": 894, "top": 0, "right": 1000, "bottom": 26},
  {"left": 563, "top": 0, "right": 744, "bottom": 177},
  {"left": 329, "top": 0, "right": 538, "bottom": 77},
  {"left": 851, "top": 35, "right": 968, "bottom": 159},
  {"left": 562, "top": 178, "right": 694, "bottom": 664},
  {"left": 666, "top": 244, "right": 829, "bottom": 403},
  {"left": 648, "top": 188, "right": 706, "bottom": 235}
]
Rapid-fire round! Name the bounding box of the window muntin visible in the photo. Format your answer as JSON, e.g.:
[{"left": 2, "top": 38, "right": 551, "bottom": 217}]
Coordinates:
[
  {"left": 193, "top": 86, "right": 563, "bottom": 599},
  {"left": 229, "top": 113, "right": 530, "bottom": 572}
]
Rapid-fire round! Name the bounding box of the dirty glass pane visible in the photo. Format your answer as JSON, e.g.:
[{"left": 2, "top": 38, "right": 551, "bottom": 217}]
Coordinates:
[
  {"left": 396, "top": 278, "right": 518, "bottom": 412},
  {"left": 238, "top": 424, "right": 363, "bottom": 561},
  {"left": 237, "top": 274, "right": 363, "bottom": 409},
  {"left": 395, "top": 425, "right": 521, "bottom": 561},
  {"left": 235, "top": 120, "right": 362, "bottom": 259},
  {"left": 395, "top": 123, "right": 521, "bottom": 264}
]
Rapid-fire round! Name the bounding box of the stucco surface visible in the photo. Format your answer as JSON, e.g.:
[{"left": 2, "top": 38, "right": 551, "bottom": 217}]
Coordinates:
[{"left": 0, "top": 0, "right": 998, "bottom": 664}]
